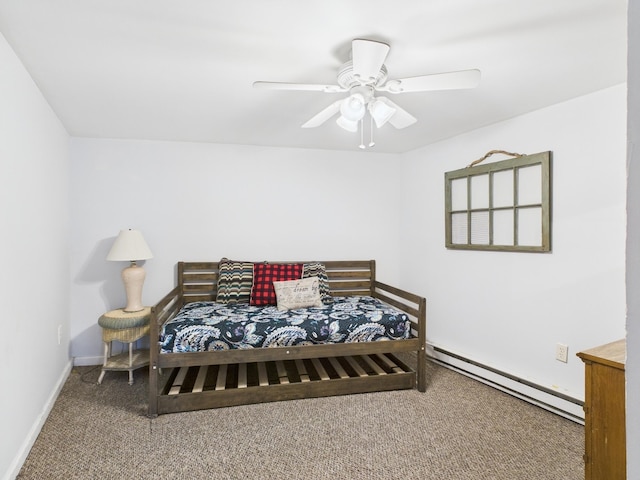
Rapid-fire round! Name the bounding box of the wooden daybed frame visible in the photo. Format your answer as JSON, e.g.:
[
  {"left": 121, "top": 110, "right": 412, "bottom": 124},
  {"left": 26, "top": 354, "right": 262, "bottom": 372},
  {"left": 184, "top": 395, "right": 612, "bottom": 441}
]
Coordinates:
[{"left": 148, "top": 260, "right": 426, "bottom": 416}]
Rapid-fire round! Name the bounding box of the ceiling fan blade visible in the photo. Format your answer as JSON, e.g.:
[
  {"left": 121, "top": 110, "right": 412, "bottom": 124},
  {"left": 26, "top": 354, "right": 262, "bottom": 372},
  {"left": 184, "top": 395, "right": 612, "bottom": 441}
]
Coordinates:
[
  {"left": 377, "top": 69, "right": 481, "bottom": 94},
  {"left": 253, "top": 81, "right": 345, "bottom": 93},
  {"left": 376, "top": 97, "right": 417, "bottom": 129},
  {"left": 351, "top": 39, "right": 390, "bottom": 82},
  {"left": 301, "top": 100, "right": 342, "bottom": 128}
]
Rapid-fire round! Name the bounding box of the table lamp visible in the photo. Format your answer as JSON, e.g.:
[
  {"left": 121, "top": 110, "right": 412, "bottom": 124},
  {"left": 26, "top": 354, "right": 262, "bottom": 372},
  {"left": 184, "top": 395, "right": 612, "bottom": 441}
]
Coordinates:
[{"left": 106, "top": 229, "right": 153, "bottom": 312}]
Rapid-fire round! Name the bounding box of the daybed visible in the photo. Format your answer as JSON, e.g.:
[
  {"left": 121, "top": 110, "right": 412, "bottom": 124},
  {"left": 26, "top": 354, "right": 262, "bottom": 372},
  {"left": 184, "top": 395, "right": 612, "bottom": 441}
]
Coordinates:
[{"left": 148, "top": 260, "right": 426, "bottom": 416}]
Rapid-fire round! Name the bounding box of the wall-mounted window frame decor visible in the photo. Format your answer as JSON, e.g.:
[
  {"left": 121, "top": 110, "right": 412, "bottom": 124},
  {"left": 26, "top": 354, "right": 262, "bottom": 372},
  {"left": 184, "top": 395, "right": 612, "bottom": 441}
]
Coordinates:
[{"left": 444, "top": 150, "right": 551, "bottom": 252}]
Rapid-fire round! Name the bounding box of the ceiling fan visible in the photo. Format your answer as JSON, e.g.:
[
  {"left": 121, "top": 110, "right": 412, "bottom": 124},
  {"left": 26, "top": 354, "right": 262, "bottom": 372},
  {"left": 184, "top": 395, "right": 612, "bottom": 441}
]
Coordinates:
[{"left": 253, "top": 38, "right": 481, "bottom": 148}]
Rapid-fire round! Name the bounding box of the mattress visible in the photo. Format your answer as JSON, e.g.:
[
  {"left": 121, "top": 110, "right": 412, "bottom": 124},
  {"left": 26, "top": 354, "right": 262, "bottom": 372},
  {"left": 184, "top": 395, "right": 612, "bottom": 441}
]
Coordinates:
[{"left": 160, "top": 296, "right": 412, "bottom": 353}]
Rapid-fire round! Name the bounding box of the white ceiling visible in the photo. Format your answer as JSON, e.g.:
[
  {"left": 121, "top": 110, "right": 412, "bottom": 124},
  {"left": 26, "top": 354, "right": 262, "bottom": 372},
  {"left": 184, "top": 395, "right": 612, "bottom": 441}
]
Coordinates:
[{"left": 0, "top": 0, "right": 628, "bottom": 154}]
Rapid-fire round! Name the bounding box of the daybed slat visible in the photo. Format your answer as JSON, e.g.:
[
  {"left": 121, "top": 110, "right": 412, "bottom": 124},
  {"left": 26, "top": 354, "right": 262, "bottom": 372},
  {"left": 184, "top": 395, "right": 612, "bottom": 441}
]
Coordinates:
[
  {"left": 345, "top": 356, "right": 368, "bottom": 377},
  {"left": 215, "top": 364, "right": 228, "bottom": 391},
  {"left": 329, "top": 357, "right": 350, "bottom": 379},
  {"left": 153, "top": 285, "right": 182, "bottom": 312},
  {"left": 183, "top": 294, "right": 216, "bottom": 303},
  {"left": 169, "top": 367, "right": 189, "bottom": 395},
  {"left": 374, "top": 280, "right": 423, "bottom": 304},
  {"left": 183, "top": 283, "right": 217, "bottom": 293},
  {"left": 361, "top": 355, "right": 386, "bottom": 375},
  {"left": 238, "top": 363, "right": 247, "bottom": 388},
  {"left": 375, "top": 353, "right": 404, "bottom": 374},
  {"left": 151, "top": 289, "right": 182, "bottom": 329},
  {"left": 322, "top": 260, "right": 373, "bottom": 269},
  {"left": 182, "top": 272, "right": 218, "bottom": 282},
  {"left": 258, "top": 362, "right": 269, "bottom": 386},
  {"left": 374, "top": 291, "right": 420, "bottom": 319},
  {"left": 295, "top": 359, "right": 310, "bottom": 383},
  {"left": 327, "top": 270, "right": 371, "bottom": 279},
  {"left": 386, "top": 353, "right": 413, "bottom": 375},
  {"left": 276, "top": 361, "right": 289, "bottom": 384},
  {"left": 182, "top": 262, "right": 219, "bottom": 271},
  {"left": 329, "top": 280, "right": 372, "bottom": 290},
  {"left": 193, "top": 365, "right": 209, "bottom": 393},
  {"left": 311, "top": 358, "right": 330, "bottom": 381}
]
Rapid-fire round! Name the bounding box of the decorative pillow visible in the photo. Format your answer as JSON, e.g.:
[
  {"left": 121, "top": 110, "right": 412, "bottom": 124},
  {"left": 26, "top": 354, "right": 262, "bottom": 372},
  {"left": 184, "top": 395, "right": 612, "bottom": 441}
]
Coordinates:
[
  {"left": 273, "top": 276, "right": 323, "bottom": 311},
  {"left": 250, "top": 263, "right": 303, "bottom": 306},
  {"left": 216, "top": 258, "right": 254, "bottom": 304},
  {"left": 302, "top": 262, "right": 333, "bottom": 304}
]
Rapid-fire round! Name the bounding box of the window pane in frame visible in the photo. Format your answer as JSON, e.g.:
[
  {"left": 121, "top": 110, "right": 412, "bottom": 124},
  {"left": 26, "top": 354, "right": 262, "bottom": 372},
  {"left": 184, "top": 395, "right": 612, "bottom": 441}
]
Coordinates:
[
  {"left": 493, "top": 209, "right": 514, "bottom": 246},
  {"left": 517, "top": 207, "right": 542, "bottom": 247},
  {"left": 451, "top": 178, "right": 467, "bottom": 211},
  {"left": 492, "top": 169, "right": 513, "bottom": 208},
  {"left": 471, "top": 174, "right": 489, "bottom": 209},
  {"left": 471, "top": 211, "right": 490, "bottom": 245},
  {"left": 518, "top": 164, "right": 542, "bottom": 205},
  {"left": 451, "top": 212, "right": 468, "bottom": 244}
]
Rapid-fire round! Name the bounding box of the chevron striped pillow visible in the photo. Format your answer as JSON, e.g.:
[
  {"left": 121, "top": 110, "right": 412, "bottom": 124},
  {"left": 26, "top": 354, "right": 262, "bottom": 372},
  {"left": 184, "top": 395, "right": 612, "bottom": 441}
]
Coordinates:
[
  {"left": 216, "top": 258, "right": 254, "bottom": 304},
  {"left": 302, "top": 262, "right": 333, "bottom": 304}
]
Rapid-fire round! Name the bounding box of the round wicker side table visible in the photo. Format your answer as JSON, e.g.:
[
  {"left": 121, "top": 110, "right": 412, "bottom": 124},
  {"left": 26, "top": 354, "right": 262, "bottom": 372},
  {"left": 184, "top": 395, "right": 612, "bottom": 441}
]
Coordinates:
[{"left": 97, "top": 307, "right": 151, "bottom": 385}]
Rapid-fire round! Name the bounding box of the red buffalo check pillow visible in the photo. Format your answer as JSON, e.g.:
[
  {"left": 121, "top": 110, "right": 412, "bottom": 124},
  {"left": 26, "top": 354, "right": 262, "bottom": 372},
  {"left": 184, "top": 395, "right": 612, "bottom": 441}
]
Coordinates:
[{"left": 250, "top": 263, "right": 303, "bottom": 306}]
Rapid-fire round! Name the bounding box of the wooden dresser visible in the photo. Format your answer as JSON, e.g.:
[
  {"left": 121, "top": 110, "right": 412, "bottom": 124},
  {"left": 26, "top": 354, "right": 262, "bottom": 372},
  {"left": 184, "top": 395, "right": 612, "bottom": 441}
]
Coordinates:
[{"left": 577, "top": 339, "right": 626, "bottom": 480}]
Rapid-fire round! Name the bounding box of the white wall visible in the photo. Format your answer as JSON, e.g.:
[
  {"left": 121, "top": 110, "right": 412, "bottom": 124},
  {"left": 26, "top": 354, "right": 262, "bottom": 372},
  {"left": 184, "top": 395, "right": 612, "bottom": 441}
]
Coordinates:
[
  {"left": 69, "top": 139, "right": 403, "bottom": 362},
  {"left": 398, "top": 84, "right": 627, "bottom": 403},
  {"left": 0, "top": 34, "right": 71, "bottom": 480},
  {"left": 627, "top": 0, "right": 640, "bottom": 477}
]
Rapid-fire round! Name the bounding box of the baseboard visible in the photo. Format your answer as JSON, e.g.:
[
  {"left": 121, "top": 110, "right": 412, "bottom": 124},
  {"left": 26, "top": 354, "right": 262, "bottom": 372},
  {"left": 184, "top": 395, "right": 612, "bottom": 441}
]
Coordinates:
[
  {"left": 4, "top": 359, "right": 73, "bottom": 480},
  {"left": 429, "top": 344, "right": 585, "bottom": 424}
]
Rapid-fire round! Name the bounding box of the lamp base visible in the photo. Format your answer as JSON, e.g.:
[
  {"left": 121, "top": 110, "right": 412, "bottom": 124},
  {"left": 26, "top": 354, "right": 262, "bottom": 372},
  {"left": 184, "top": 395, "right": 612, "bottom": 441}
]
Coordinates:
[{"left": 121, "top": 263, "right": 146, "bottom": 313}]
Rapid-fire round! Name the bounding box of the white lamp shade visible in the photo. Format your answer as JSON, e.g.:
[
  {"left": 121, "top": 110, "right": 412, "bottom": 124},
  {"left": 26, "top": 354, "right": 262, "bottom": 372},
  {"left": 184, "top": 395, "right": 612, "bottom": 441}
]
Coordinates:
[
  {"left": 340, "top": 94, "right": 366, "bottom": 122},
  {"left": 106, "top": 229, "right": 153, "bottom": 262},
  {"left": 369, "top": 98, "right": 397, "bottom": 128},
  {"left": 336, "top": 116, "right": 359, "bottom": 132}
]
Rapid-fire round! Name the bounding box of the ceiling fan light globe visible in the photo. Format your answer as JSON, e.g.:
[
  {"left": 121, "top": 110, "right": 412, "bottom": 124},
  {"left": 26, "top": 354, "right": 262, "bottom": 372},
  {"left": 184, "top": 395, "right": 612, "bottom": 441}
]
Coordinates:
[
  {"left": 336, "top": 116, "right": 359, "bottom": 132},
  {"left": 340, "top": 94, "right": 366, "bottom": 121},
  {"left": 369, "top": 99, "right": 397, "bottom": 128}
]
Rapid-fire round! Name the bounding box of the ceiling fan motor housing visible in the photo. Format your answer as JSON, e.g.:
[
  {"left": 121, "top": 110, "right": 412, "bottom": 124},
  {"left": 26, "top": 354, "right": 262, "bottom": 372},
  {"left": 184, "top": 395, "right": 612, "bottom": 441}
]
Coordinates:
[{"left": 337, "top": 60, "right": 388, "bottom": 90}]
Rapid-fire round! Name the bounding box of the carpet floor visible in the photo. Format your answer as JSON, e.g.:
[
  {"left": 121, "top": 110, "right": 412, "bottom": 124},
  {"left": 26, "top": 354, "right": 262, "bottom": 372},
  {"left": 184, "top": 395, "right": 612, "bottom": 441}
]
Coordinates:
[{"left": 18, "top": 359, "right": 584, "bottom": 479}]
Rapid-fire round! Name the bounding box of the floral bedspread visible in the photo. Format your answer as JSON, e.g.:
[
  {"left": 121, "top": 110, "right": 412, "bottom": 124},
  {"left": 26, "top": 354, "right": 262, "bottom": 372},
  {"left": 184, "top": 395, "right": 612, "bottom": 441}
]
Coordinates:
[{"left": 160, "top": 296, "right": 412, "bottom": 353}]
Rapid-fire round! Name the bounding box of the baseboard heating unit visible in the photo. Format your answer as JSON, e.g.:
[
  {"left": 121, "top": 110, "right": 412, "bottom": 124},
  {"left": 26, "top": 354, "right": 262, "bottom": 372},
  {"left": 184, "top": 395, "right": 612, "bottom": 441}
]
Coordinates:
[{"left": 429, "top": 345, "right": 584, "bottom": 423}]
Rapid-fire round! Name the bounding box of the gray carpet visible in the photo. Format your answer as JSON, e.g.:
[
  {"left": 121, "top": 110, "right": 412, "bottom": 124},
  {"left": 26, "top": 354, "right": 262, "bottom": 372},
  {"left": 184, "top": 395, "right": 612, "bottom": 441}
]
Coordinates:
[{"left": 18, "top": 359, "right": 584, "bottom": 479}]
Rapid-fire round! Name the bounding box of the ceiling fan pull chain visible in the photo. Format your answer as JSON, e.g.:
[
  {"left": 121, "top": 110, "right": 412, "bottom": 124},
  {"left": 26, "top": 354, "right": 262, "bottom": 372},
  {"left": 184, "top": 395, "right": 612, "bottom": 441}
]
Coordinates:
[
  {"left": 369, "top": 115, "right": 375, "bottom": 147},
  {"left": 359, "top": 119, "right": 365, "bottom": 149}
]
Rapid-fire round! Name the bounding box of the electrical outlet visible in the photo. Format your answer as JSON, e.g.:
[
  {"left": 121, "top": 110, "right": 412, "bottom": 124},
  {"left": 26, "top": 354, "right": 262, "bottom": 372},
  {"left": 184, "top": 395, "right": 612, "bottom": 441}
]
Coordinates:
[{"left": 555, "top": 343, "right": 568, "bottom": 363}]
